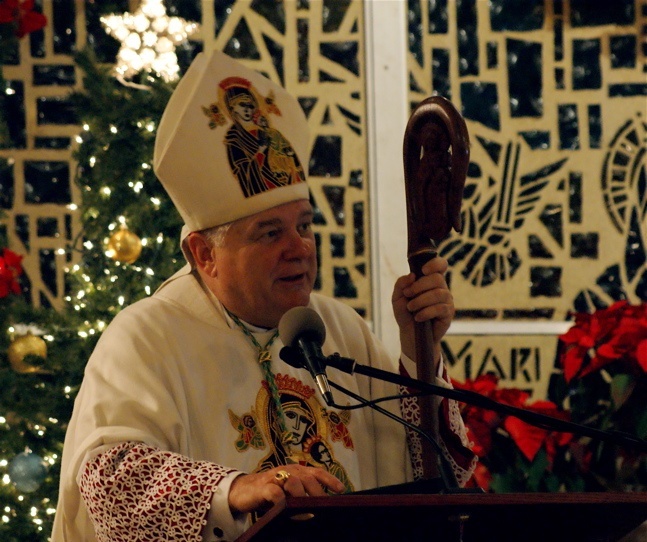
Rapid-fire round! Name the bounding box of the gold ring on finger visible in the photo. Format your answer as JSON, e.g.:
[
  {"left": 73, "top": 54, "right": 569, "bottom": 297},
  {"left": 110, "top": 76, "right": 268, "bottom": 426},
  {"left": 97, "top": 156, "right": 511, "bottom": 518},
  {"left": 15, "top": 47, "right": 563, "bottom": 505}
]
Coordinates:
[{"left": 273, "top": 470, "right": 291, "bottom": 487}]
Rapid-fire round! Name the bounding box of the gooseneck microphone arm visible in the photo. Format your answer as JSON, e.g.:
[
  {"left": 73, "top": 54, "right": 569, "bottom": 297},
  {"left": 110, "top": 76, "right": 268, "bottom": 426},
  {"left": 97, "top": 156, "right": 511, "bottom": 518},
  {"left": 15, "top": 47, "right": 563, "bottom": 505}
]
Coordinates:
[
  {"left": 280, "top": 343, "right": 468, "bottom": 492},
  {"left": 278, "top": 306, "right": 646, "bottom": 460},
  {"left": 324, "top": 353, "right": 647, "bottom": 453},
  {"left": 326, "top": 378, "right": 465, "bottom": 491}
]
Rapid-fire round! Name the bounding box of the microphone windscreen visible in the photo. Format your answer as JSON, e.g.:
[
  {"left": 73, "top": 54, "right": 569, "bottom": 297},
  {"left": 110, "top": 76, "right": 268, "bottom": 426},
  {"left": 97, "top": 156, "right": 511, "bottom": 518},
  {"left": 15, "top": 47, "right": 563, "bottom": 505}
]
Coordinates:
[{"left": 278, "top": 306, "right": 326, "bottom": 347}]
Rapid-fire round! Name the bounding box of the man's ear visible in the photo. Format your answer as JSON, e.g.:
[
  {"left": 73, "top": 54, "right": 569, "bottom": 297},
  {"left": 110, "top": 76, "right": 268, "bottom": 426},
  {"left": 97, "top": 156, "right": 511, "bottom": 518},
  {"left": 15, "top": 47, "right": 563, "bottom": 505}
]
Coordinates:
[{"left": 186, "top": 232, "right": 217, "bottom": 277}]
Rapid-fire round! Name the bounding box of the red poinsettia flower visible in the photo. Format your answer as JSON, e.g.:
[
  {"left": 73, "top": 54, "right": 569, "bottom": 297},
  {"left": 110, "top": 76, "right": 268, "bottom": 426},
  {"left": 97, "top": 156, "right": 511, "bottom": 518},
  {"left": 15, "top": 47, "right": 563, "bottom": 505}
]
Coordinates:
[
  {"left": 560, "top": 301, "right": 625, "bottom": 382},
  {"left": 0, "top": 248, "right": 23, "bottom": 297},
  {"left": 453, "top": 373, "right": 531, "bottom": 409},
  {"left": 597, "top": 303, "right": 647, "bottom": 373},
  {"left": 568, "top": 439, "right": 594, "bottom": 473},
  {"left": 454, "top": 375, "right": 572, "bottom": 465},
  {"left": 638, "top": 337, "right": 647, "bottom": 373},
  {"left": 504, "top": 400, "right": 572, "bottom": 463},
  {"left": 461, "top": 409, "right": 497, "bottom": 457},
  {"left": 465, "top": 462, "right": 492, "bottom": 491},
  {"left": 453, "top": 374, "right": 532, "bottom": 456},
  {"left": 559, "top": 301, "right": 647, "bottom": 381},
  {"left": 0, "top": 0, "right": 47, "bottom": 38},
  {"left": 453, "top": 374, "right": 501, "bottom": 456}
]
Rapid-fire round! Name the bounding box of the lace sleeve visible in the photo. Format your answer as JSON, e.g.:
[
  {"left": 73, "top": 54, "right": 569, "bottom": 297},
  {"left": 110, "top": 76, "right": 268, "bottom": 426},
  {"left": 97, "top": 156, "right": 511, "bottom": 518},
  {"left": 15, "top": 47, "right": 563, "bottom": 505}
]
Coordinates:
[
  {"left": 79, "top": 442, "right": 235, "bottom": 542},
  {"left": 399, "top": 359, "right": 478, "bottom": 486}
]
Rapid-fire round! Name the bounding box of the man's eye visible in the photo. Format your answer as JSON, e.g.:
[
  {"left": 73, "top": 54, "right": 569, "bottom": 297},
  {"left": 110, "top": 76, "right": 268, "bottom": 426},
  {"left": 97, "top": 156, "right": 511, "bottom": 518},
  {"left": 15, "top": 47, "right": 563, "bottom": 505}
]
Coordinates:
[
  {"left": 298, "top": 222, "right": 312, "bottom": 234},
  {"left": 262, "top": 229, "right": 280, "bottom": 240}
]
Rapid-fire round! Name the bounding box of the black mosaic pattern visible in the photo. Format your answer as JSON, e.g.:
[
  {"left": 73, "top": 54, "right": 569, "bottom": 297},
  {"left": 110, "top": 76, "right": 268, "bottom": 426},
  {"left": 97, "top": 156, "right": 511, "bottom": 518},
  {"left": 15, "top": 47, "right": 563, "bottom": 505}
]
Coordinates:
[{"left": 408, "top": 0, "right": 647, "bottom": 321}]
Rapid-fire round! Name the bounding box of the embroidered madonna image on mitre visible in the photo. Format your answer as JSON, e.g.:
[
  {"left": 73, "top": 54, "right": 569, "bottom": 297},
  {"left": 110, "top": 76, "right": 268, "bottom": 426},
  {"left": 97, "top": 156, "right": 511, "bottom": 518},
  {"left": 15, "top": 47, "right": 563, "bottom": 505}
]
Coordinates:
[
  {"left": 153, "top": 48, "right": 310, "bottom": 232},
  {"left": 204, "top": 75, "right": 306, "bottom": 198}
]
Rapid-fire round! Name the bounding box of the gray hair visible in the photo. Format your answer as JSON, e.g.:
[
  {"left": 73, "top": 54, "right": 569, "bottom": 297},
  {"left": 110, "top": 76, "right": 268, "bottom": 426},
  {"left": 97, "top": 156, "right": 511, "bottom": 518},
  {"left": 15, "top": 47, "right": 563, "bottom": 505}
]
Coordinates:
[{"left": 201, "top": 222, "right": 233, "bottom": 248}]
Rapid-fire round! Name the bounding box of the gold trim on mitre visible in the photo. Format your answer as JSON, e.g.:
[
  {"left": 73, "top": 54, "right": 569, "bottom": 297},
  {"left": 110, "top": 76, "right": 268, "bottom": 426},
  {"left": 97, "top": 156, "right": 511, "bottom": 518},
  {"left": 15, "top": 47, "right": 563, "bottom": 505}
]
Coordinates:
[{"left": 153, "top": 48, "right": 310, "bottom": 232}]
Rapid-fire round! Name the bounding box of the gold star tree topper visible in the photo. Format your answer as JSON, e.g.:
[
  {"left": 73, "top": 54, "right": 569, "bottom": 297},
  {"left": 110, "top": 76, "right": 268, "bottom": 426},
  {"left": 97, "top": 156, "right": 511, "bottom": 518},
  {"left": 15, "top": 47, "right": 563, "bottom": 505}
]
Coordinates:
[{"left": 101, "top": 0, "right": 200, "bottom": 82}]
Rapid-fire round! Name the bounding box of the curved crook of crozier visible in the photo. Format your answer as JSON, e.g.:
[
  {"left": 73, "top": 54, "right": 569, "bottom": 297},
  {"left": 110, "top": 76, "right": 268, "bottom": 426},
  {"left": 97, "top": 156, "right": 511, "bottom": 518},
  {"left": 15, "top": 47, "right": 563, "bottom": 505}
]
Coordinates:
[{"left": 403, "top": 96, "right": 470, "bottom": 270}]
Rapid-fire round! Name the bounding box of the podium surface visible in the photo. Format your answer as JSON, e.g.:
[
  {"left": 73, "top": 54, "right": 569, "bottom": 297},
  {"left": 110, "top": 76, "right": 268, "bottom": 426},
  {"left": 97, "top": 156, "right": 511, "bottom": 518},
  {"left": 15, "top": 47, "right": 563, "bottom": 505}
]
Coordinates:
[{"left": 236, "top": 492, "right": 647, "bottom": 542}]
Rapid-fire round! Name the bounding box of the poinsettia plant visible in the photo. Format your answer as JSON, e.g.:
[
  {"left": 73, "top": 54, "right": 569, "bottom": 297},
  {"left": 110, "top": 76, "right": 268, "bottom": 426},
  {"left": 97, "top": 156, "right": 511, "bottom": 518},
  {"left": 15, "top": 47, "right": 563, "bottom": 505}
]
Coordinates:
[
  {"left": 559, "top": 301, "right": 647, "bottom": 381},
  {"left": 554, "top": 301, "right": 647, "bottom": 491},
  {"left": 456, "top": 302, "right": 647, "bottom": 494},
  {"left": 453, "top": 374, "right": 580, "bottom": 493}
]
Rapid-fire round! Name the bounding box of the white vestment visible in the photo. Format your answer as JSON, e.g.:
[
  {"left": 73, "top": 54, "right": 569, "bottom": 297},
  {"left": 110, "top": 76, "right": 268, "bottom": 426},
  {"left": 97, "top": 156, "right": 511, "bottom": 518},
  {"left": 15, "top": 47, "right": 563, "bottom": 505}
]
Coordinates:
[{"left": 52, "top": 265, "right": 473, "bottom": 541}]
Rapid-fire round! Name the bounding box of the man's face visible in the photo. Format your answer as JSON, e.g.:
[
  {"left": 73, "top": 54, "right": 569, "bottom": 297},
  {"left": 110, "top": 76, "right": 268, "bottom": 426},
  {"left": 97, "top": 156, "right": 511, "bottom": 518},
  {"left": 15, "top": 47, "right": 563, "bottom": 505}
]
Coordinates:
[{"left": 210, "top": 199, "right": 317, "bottom": 328}]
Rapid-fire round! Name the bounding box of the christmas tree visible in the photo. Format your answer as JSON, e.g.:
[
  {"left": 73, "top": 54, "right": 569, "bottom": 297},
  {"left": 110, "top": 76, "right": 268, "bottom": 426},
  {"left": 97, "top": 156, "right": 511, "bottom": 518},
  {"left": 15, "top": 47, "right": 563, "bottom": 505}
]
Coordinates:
[
  {"left": 1, "top": 34, "right": 185, "bottom": 542},
  {"left": 1, "top": 1, "right": 213, "bottom": 536},
  {"left": 0, "top": 4, "right": 69, "bottom": 539}
]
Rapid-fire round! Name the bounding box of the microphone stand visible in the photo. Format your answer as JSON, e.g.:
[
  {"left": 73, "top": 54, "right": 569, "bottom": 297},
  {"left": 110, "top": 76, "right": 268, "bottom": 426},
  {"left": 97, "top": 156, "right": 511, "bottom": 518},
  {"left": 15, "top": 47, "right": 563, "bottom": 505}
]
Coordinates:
[
  {"left": 280, "top": 344, "right": 476, "bottom": 494},
  {"left": 324, "top": 353, "right": 647, "bottom": 454},
  {"left": 327, "top": 379, "right": 478, "bottom": 494}
]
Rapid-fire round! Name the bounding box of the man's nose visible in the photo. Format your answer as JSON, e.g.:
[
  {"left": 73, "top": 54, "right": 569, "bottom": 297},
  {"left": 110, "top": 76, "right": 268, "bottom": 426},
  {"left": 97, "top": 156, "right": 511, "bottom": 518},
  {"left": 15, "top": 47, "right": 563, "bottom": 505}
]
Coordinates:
[{"left": 283, "top": 230, "right": 313, "bottom": 258}]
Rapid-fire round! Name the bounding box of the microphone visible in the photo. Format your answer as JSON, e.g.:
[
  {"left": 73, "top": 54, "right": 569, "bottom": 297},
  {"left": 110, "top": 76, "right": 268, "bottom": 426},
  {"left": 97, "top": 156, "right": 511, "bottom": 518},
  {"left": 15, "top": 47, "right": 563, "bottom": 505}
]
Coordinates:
[{"left": 278, "top": 307, "right": 334, "bottom": 405}]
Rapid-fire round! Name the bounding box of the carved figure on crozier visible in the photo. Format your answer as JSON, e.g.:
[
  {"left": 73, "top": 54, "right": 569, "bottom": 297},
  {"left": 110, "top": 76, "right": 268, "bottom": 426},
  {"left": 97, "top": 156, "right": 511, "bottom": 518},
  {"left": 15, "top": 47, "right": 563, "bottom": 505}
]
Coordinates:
[{"left": 438, "top": 135, "right": 568, "bottom": 287}]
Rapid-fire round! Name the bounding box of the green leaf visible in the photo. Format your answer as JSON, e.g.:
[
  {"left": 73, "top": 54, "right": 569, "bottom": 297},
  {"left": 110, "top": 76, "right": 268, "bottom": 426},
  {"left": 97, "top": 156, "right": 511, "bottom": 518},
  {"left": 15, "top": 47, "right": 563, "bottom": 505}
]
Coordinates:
[
  {"left": 544, "top": 472, "right": 561, "bottom": 492},
  {"left": 635, "top": 404, "right": 647, "bottom": 439},
  {"left": 490, "top": 472, "right": 515, "bottom": 494},
  {"left": 527, "top": 448, "right": 550, "bottom": 491},
  {"left": 570, "top": 476, "right": 586, "bottom": 492},
  {"left": 610, "top": 373, "right": 636, "bottom": 410}
]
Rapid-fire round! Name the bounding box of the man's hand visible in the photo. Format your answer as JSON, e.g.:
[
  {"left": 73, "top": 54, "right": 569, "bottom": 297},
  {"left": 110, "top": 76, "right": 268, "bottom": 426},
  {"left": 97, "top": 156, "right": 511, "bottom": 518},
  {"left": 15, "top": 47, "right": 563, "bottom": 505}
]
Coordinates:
[
  {"left": 391, "top": 256, "right": 455, "bottom": 363},
  {"left": 228, "top": 465, "right": 345, "bottom": 515}
]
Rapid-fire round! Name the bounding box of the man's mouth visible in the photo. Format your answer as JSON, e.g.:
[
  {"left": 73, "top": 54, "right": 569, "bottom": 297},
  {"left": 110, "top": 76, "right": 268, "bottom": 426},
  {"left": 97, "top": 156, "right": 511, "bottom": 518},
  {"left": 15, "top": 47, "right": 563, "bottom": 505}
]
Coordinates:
[{"left": 279, "top": 273, "right": 306, "bottom": 283}]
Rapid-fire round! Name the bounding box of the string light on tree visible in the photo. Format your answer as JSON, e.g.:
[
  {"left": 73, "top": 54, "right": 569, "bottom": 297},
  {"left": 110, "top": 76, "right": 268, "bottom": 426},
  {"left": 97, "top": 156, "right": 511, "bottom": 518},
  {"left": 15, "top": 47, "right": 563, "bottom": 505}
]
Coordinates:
[{"left": 100, "top": 0, "right": 200, "bottom": 82}]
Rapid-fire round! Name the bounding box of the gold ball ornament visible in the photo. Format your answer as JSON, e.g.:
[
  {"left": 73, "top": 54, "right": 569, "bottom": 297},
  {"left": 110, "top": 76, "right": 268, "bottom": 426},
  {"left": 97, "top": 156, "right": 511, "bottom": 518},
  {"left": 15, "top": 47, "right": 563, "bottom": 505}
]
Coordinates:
[
  {"left": 107, "top": 227, "right": 142, "bottom": 264},
  {"left": 7, "top": 333, "right": 48, "bottom": 374}
]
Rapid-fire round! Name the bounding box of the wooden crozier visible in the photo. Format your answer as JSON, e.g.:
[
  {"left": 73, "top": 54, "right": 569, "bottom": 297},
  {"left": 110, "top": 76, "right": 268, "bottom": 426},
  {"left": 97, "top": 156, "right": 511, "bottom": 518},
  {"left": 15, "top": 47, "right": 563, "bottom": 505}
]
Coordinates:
[{"left": 402, "top": 96, "right": 470, "bottom": 480}]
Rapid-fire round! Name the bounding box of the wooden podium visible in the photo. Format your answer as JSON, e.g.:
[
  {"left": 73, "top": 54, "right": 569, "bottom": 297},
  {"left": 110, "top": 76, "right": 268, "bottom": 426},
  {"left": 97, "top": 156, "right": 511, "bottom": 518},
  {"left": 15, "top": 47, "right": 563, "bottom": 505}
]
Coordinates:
[{"left": 236, "top": 491, "right": 647, "bottom": 542}]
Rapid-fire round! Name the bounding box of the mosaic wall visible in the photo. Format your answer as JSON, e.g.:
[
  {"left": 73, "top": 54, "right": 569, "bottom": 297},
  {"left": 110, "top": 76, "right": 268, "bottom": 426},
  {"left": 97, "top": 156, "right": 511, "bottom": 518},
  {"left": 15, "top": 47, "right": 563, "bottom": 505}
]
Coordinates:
[
  {"left": 408, "top": 0, "right": 647, "bottom": 396},
  {"left": 0, "top": 0, "right": 82, "bottom": 310},
  {"left": 0, "top": 0, "right": 372, "bottom": 316}
]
